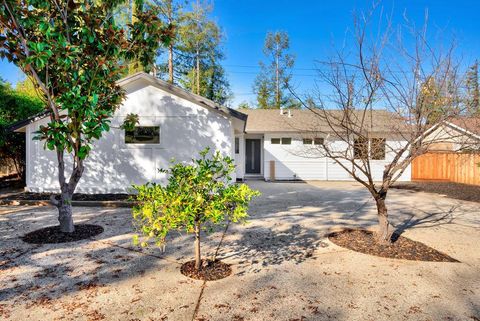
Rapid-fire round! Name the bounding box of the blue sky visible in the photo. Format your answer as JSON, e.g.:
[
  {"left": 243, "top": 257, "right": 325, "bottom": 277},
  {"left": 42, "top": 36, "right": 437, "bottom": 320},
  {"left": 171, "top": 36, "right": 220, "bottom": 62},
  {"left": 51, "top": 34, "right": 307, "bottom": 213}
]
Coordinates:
[{"left": 1, "top": 0, "right": 479, "bottom": 107}]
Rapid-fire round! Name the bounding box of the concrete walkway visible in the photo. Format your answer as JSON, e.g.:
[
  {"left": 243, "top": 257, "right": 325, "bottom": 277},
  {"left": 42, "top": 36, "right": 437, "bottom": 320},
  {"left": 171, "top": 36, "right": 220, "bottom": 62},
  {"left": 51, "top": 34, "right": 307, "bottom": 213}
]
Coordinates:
[{"left": 0, "top": 181, "right": 479, "bottom": 320}]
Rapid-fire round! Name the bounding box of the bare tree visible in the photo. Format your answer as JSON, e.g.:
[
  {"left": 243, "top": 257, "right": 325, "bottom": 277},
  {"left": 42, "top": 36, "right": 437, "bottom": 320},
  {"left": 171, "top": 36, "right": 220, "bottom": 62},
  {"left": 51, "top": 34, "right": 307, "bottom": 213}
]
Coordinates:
[{"left": 291, "top": 8, "right": 463, "bottom": 243}]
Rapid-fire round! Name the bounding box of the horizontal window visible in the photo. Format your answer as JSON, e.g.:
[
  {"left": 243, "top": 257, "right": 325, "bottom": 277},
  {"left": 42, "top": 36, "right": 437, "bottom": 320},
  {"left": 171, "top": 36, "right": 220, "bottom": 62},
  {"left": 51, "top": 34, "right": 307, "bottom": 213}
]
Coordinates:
[
  {"left": 314, "top": 138, "right": 324, "bottom": 145},
  {"left": 125, "top": 126, "right": 160, "bottom": 144},
  {"left": 353, "top": 137, "right": 386, "bottom": 160},
  {"left": 271, "top": 138, "right": 281, "bottom": 144},
  {"left": 303, "top": 138, "right": 313, "bottom": 145},
  {"left": 281, "top": 138, "right": 292, "bottom": 145}
]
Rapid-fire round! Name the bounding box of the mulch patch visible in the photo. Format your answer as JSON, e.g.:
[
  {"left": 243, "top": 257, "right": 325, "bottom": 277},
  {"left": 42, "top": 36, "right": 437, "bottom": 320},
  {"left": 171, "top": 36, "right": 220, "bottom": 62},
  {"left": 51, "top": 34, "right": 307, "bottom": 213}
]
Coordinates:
[
  {"left": 0, "top": 192, "right": 131, "bottom": 202},
  {"left": 328, "top": 229, "right": 458, "bottom": 262},
  {"left": 180, "top": 259, "right": 232, "bottom": 281},
  {"left": 22, "top": 224, "right": 104, "bottom": 244},
  {"left": 392, "top": 181, "right": 480, "bottom": 203}
]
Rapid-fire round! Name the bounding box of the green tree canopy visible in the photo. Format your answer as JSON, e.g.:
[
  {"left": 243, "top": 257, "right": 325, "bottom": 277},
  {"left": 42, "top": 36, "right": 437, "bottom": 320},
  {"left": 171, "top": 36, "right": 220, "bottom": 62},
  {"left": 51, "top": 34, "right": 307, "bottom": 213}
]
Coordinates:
[
  {"left": 465, "top": 60, "right": 480, "bottom": 115},
  {"left": 0, "top": 79, "right": 44, "bottom": 178},
  {"left": 133, "top": 148, "right": 260, "bottom": 271},
  {"left": 175, "top": 1, "right": 232, "bottom": 105},
  {"left": 0, "top": 0, "right": 171, "bottom": 232},
  {"left": 253, "top": 31, "right": 296, "bottom": 109}
]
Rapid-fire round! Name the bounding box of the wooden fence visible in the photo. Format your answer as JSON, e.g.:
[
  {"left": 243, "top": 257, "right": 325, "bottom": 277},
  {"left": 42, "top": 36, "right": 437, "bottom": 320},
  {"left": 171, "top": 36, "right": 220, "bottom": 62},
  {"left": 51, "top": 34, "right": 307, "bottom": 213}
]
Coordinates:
[{"left": 411, "top": 152, "right": 480, "bottom": 186}]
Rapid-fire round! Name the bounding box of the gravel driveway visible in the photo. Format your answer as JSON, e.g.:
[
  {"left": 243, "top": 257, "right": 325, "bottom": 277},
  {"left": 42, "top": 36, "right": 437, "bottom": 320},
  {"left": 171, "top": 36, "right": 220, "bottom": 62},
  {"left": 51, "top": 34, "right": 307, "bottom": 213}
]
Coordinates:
[{"left": 0, "top": 181, "right": 479, "bottom": 321}]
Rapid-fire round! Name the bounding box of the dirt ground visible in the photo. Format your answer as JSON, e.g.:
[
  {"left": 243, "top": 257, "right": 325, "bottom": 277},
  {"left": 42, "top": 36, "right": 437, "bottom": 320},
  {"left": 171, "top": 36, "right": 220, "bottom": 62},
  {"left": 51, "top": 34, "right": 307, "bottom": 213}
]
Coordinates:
[
  {"left": 0, "top": 181, "right": 479, "bottom": 321},
  {"left": 392, "top": 181, "right": 480, "bottom": 203}
]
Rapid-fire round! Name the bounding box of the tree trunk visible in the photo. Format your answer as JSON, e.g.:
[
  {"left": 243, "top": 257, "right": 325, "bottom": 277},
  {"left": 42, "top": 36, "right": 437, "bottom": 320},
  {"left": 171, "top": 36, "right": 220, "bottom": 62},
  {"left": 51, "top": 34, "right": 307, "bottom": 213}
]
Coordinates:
[
  {"left": 194, "top": 221, "right": 201, "bottom": 270},
  {"left": 52, "top": 150, "right": 84, "bottom": 233},
  {"left": 196, "top": 48, "right": 200, "bottom": 95},
  {"left": 57, "top": 192, "right": 74, "bottom": 233},
  {"left": 168, "top": 43, "right": 174, "bottom": 83},
  {"left": 275, "top": 50, "right": 280, "bottom": 108},
  {"left": 375, "top": 194, "right": 392, "bottom": 243}
]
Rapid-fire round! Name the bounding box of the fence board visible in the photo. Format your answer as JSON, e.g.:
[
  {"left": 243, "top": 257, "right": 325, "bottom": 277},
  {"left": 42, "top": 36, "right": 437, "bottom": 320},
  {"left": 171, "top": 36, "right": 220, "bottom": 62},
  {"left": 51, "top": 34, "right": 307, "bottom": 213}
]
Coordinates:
[{"left": 412, "top": 153, "right": 480, "bottom": 186}]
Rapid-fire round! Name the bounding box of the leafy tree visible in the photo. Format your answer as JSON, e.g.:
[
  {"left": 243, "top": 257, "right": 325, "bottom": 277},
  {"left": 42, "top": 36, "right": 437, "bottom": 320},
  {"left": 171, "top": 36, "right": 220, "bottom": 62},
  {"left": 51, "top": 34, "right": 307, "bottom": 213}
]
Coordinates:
[
  {"left": 0, "top": 79, "right": 44, "bottom": 179},
  {"left": 418, "top": 76, "right": 456, "bottom": 124},
  {"left": 253, "top": 31, "right": 296, "bottom": 109},
  {"left": 0, "top": 0, "right": 171, "bottom": 233},
  {"left": 465, "top": 60, "right": 480, "bottom": 115},
  {"left": 132, "top": 148, "right": 260, "bottom": 271},
  {"left": 237, "top": 101, "right": 253, "bottom": 109},
  {"left": 15, "top": 76, "right": 42, "bottom": 100},
  {"left": 175, "top": 0, "right": 231, "bottom": 105}
]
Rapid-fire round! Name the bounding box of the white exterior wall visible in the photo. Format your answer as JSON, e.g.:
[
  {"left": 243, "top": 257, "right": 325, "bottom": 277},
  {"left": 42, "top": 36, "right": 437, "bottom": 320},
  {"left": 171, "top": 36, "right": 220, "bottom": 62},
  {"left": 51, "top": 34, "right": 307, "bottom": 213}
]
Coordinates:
[
  {"left": 25, "top": 78, "right": 235, "bottom": 193},
  {"left": 262, "top": 133, "right": 411, "bottom": 182},
  {"left": 234, "top": 133, "right": 245, "bottom": 180}
]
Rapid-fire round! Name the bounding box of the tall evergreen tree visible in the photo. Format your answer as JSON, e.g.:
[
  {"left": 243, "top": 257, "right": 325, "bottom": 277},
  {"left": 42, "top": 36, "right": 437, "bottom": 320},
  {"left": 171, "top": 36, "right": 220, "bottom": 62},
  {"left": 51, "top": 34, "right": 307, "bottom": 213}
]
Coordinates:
[
  {"left": 465, "top": 60, "right": 480, "bottom": 115},
  {"left": 175, "top": 1, "right": 231, "bottom": 105},
  {"left": 253, "top": 31, "right": 296, "bottom": 109},
  {"left": 153, "top": 0, "right": 184, "bottom": 83}
]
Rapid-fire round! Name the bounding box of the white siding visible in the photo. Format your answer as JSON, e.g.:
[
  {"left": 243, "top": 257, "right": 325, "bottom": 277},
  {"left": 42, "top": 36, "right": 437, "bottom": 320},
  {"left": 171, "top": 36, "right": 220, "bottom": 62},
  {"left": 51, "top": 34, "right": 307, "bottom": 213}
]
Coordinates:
[
  {"left": 234, "top": 134, "right": 245, "bottom": 180},
  {"left": 262, "top": 133, "right": 411, "bottom": 182},
  {"left": 26, "top": 78, "right": 235, "bottom": 193}
]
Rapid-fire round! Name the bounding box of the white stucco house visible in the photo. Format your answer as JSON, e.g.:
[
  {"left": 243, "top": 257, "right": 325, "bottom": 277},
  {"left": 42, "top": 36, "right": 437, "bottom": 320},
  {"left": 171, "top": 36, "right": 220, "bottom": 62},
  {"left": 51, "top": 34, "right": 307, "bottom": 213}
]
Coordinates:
[
  {"left": 13, "top": 72, "right": 246, "bottom": 193},
  {"left": 12, "top": 72, "right": 480, "bottom": 193}
]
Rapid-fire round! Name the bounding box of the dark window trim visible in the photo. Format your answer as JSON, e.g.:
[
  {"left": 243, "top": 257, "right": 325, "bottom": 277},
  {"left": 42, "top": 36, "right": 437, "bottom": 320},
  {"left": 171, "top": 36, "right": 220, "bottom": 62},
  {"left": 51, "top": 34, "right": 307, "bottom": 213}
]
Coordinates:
[
  {"left": 281, "top": 137, "right": 292, "bottom": 145},
  {"left": 235, "top": 137, "right": 240, "bottom": 154},
  {"left": 125, "top": 126, "right": 160, "bottom": 144}
]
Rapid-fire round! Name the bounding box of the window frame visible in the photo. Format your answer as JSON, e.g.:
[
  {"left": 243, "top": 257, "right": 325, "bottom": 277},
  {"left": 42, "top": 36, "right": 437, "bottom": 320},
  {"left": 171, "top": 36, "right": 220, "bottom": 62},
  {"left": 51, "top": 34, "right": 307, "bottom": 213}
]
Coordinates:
[
  {"left": 370, "top": 138, "right": 386, "bottom": 160},
  {"left": 235, "top": 137, "right": 240, "bottom": 154},
  {"left": 353, "top": 137, "right": 386, "bottom": 160},
  {"left": 353, "top": 137, "right": 369, "bottom": 160},
  {"left": 281, "top": 137, "right": 292, "bottom": 145},
  {"left": 125, "top": 126, "right": 160, "bottom": 145},
  {"left": 314, "top": 137, "right": 324, "bottom": 145}
]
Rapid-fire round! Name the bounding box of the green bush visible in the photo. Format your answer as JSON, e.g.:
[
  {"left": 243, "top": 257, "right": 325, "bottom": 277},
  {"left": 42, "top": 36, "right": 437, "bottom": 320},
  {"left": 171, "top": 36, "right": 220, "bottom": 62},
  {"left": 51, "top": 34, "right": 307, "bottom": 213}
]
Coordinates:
[{"left": 132, "top": 148, "right": 260, "bottom": 271}]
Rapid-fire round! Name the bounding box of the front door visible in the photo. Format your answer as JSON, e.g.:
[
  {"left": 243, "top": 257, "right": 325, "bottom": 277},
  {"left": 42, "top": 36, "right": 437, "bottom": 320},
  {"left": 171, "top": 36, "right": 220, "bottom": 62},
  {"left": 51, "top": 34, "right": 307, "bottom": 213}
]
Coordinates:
[{"left": 245, "top": 139, "right": 261, "bottom": 174}]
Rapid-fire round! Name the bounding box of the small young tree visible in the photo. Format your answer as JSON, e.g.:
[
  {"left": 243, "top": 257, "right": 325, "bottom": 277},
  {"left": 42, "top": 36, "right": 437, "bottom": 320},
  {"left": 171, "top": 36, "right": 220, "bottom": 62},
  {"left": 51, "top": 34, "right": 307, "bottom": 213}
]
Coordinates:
[
  {"left": 132, "top": 148, "right": 260, "bottom": 271},
  {"left": 0, "top": 0, "right": 171, "bottom": 233},
  {"left": 291, "top": 9, "right": 462, "bottom": 243}
]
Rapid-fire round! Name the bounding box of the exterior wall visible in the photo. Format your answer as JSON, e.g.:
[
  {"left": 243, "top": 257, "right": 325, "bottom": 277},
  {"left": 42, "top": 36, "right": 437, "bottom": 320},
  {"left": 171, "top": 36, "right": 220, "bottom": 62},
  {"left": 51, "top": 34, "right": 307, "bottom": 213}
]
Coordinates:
[
  {"left": 262, "top": 133, "right": 411, "bottom": 182},
  {"left": 26, "top": 78, "right": 235, "bottom": 193},
  {"left": 234, "top": 133, "right": 245, "bottom": 180}
]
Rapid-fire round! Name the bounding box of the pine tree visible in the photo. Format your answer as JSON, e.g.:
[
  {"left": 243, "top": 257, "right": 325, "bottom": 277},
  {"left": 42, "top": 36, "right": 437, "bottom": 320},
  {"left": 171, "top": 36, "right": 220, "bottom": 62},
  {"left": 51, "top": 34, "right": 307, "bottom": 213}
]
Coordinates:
[
  {"left": 174, "top": 1, "right": 231, "bottom": 105},
  {"left": 154, "top": 0, "right": 184, "bottom": 83},
  {"left": 253, "top": 31, "right": 296, "bottom": 109},
  {"left": 465, "top": 60, "right": 480, "bottom": 115}
]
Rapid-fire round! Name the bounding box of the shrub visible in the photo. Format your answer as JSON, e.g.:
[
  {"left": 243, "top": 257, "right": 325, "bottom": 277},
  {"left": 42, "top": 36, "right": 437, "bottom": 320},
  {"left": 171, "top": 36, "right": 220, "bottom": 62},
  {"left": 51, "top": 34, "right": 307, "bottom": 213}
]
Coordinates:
[{"left": 132, "top": 148, "right": 260, "bottom": 271}]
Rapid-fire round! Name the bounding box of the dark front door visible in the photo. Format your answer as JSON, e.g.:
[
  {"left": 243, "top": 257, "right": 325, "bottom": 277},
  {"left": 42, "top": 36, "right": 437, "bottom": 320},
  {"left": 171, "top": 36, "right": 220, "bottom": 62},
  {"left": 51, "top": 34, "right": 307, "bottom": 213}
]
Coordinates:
[{"left": 245, "top": 139, "right": 261, "bottom": 174}]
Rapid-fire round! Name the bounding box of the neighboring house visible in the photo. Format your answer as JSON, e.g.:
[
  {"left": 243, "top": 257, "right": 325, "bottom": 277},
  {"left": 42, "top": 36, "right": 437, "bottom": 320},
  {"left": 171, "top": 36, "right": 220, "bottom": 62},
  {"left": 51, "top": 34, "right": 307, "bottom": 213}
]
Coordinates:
[
  {"left": 13, "top": 72, "right": 479, "bottom": 193},
  {"left": 12, "top": 73, "right": 246, "bottom": 193},
  {"left": 425, "top": 117, "right": 480, "bottom": 152}
]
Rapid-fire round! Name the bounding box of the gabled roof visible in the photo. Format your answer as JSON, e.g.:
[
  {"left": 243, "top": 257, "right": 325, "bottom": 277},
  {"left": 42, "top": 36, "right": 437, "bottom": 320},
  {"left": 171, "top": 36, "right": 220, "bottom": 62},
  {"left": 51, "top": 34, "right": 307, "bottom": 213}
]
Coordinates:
[
  {"left": 240, "top": 108, "right": 409, "bottom": 134},
  {"left": 10, "top": 72, "right": 247, "bottom": 132},
  {"left": 446, "top": 116, "right": 480, "bottom": 136},
  {"left": 118, "top": 72, "right": 247, "bottom": 121}
]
